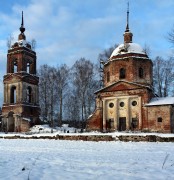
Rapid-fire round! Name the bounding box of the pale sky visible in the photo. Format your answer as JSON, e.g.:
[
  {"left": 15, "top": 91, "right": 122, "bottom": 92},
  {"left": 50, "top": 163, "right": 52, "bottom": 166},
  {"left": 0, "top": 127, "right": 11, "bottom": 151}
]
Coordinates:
[{"left": 0, "top": 0, "right": 174, "bottom": 105}]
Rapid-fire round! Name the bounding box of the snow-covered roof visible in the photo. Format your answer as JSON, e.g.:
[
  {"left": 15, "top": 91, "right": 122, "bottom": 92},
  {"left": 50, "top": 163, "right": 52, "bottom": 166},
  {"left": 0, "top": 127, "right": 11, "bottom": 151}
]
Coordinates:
[
  {"left": 11, "top": 39, "right": 31, "bottom": 49},
  {"left": 110, "top": 43, "right": 145, "bottom": 58},
  {"left": 22, "top": 117, "right": 31, "bottom": 122},
  {"left": 146, "top": 97, "right": 174, "bottom": 106},
  {"left": 17, "top": 40, "right": 28, "bottom": 47}
]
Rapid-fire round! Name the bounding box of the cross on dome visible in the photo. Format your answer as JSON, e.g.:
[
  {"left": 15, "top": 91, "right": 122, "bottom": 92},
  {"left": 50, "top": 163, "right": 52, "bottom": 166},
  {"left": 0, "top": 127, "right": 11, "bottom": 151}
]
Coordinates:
[
  {"left": 125, "top": 2, "right": 130, "bottom": 32},
  {"left": 123, "top": 2, "right": 133, "bottom": 43}
]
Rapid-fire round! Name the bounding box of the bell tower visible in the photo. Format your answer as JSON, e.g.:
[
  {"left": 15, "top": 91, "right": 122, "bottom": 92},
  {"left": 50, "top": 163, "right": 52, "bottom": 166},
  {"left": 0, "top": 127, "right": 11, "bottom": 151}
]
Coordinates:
[{"left": 2, "top": 12, "right": 40, "bottom": 132}]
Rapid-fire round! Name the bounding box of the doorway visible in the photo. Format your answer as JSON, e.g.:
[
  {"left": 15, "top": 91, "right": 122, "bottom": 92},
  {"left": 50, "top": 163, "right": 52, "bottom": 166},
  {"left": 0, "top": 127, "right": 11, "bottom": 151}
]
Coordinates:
[
  {"left": 119, "top": 117, "right": 126, "bottom": 131},
  {"left": 8, "top": 112, "right": 15, "bottom": 132}
]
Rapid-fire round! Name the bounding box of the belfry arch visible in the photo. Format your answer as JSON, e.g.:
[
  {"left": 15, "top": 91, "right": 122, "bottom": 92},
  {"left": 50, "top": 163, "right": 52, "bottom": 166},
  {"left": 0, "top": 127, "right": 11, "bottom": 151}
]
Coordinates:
[{"left": 10, "top": 86, "right": 16, "bottom": 103}]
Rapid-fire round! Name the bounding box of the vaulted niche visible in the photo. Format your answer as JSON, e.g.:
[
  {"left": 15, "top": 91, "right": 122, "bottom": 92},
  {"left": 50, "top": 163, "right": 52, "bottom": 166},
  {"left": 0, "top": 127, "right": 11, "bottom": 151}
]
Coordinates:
[
  {"left": 27, "top": 86, "right": 32, "bottom": 103},
  {"left": 107, "top": 71, "right": 110, "bottom": 82},
  {"left": 139, "top": 68, "right": 144, "bottom": 78}
]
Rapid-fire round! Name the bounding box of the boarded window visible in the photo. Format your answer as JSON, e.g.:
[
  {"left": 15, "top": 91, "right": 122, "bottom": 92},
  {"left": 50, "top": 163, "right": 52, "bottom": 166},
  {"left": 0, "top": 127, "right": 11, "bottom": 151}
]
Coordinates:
[
  {"left": 107, "top": 118, "right": 114, "bottom": 130},
  {"left": 132, "top": 118, "right": 138, "bottom": 128}
]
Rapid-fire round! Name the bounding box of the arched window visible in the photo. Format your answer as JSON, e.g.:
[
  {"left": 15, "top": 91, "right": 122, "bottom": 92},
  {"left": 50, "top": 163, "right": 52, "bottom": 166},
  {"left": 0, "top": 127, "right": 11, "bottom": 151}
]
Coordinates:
[
  {"left": 27, "top": 62, "right": 30, "bottom": 73},
  {"left": 119, "top": 68, "right": 126, "bottom": 79},
  {"left": 27, "top": 86, "right": 32, "bottom": 103},
  {"left": 10, "top": 86, "right": 16, "bottom": 103},
  {"left": 107, "top": 71, "right": 110, "bottom": 82},
  {"left": 13, "top": 61, "right": 17, "bottom": 73},
  {"left": 139, "top": 68, "right": 144, "bottom": 78}
]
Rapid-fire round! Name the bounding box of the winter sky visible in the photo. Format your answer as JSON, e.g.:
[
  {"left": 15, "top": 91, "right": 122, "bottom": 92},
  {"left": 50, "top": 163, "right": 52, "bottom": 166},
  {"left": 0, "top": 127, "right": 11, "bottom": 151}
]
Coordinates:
[{"left": 0, "top": 0, "right": 174, "bottom": 104}]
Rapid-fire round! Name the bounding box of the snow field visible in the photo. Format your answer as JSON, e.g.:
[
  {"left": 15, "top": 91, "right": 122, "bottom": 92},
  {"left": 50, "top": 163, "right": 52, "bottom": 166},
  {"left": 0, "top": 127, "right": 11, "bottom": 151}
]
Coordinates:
[{"left": 0, "top": 139, "right": 174, "bottom": 180}]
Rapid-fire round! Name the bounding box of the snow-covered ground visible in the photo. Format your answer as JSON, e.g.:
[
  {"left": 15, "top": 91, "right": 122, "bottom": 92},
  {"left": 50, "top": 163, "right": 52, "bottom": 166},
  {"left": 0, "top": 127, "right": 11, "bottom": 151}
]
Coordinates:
[
  {"left": 0, "top": 139, "right": 174, "bottom": 180},
  {"left": 1, "top": 124, "right": 174, "bottom": 138}
]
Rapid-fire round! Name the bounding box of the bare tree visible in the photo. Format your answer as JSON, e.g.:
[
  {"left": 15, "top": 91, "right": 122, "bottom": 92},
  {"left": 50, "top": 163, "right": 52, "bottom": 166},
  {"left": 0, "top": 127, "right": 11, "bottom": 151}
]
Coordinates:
[
  {"left": 64, "top": 92, "right": 80, "bottom": 123},
  {"left": 31, "top": 39, "right": 36, "bottom": 50},
  {"left": 56, "top": 64, "right": 69, "bottom": 126},
  {"left": 153, "top": 56, "right": 174, "bottom": 97},
  {"left": 7, "top": 34, "right": 14, "bottom": 49},
  {"left": 38, "top": 59, "right": 99, "bottom": 126},
  {"left": 71, "top": 58, "right": 98, "bottom": 121},
  {"left": 98, "top": 44, "right": 118, "bottom": 62},
  {"left": 167, "top": 25, "right": 174, "bottom": 45},
  {"left": 38, "top": 65, "right": 54, "bottom": 123},
  {"left": 143, "top": 43, "right": 151, "bottom": 57},
  {"left": 47, "top": 67, "right": 57, "bottom": 127}
]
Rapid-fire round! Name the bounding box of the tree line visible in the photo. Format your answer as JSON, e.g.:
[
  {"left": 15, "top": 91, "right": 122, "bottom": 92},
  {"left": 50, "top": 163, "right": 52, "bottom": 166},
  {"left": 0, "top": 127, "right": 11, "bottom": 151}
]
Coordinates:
[{"left": 38, "top": 58, "right": 100, "bottom": 127}]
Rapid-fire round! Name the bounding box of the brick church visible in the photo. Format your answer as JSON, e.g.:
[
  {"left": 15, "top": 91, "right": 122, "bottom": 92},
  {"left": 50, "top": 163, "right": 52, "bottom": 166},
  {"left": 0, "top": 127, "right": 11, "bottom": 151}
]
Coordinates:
[
  {"left": 1, "top": 12, "right": 40, "bottom": 132},
  {"left": 87, "top": 7, "right": 174, "bottom": 133}
]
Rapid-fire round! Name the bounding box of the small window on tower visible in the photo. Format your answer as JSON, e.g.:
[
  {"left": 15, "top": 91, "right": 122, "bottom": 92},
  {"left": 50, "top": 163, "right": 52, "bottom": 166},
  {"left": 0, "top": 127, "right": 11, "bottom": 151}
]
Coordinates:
[
  {"left": 157, "top": 117, "right": 162, "bottom": 122},
  {"left": 139, "top": 68, "right": 144, "bottom": 78},
  {"left": 107, "top": 71, "right": 110, "bottom": 82},
  {"left": 27, "top": 62, "right": 30, "bottom": 73},
  {"left": 120, "top": 68, "right": 126, "bottom": 79},
  {"left": 14, "top": 61, "right": 18, "bottom": 73}
]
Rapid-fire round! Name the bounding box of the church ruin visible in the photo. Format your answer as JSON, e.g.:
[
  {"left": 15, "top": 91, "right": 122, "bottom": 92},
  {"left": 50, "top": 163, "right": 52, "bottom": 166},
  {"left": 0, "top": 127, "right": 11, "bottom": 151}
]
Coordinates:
[{"left": 87, "top": 6, "right": 174, "bottom": 133}]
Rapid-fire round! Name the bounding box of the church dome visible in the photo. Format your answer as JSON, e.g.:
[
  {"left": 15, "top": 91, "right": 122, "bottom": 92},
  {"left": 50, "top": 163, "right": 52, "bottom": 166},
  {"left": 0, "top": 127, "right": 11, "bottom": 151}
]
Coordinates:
[{"left": 110, "top": 43, "right": 145, "bottom": 58}]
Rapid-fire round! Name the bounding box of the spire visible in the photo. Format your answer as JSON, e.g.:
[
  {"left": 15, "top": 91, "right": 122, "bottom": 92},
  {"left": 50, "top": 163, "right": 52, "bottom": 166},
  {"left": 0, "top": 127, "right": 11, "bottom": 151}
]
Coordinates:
[
  {"left": 125, "top": 2, "right": 129, "bottom": 32},
  {"left": 123, "top": 1, "right": 133, "bottom": 43},
  {"left": 18, "top": 11, "right": 26, "bottom": 40},
  {"left": 20, "top": 11, "right": 25, "bottom": 33}
]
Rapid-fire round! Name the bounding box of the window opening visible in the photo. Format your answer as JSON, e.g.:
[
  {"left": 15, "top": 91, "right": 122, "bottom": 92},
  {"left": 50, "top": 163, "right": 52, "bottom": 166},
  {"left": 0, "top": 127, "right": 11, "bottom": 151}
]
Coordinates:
[
  {"left": 120, "top": 68, "right": 126, "bottom": 79},
  {"left": 132, "top": 101, "right": 137, "bottom": 106},
  {"left": 27, "top": 62, "right": 30, "bottom": 73},
  {"left": 120, "top": 102, "right": 125, "bottom": 107},
  {"left": 10, "top": 86, "right": 16, "bottom": 103},
  {"left": 109, "top": 103, "right": 114, "bottom": 108},
  {"left": 14, "top": 61, "right": 17, "bottom": 73},
  {"left": 157, "top": 117, "right": 162, "bottom": 122}
]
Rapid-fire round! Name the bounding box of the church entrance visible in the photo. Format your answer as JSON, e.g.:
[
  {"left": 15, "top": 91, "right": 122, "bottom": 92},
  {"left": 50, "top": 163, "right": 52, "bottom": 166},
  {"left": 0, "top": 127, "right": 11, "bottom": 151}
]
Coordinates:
[
  {"left": 8, "top": 112, "right": 15, "bottom": 132},
  {"left": 118, "top": 117, "right": 126, "bottom": 131}
]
